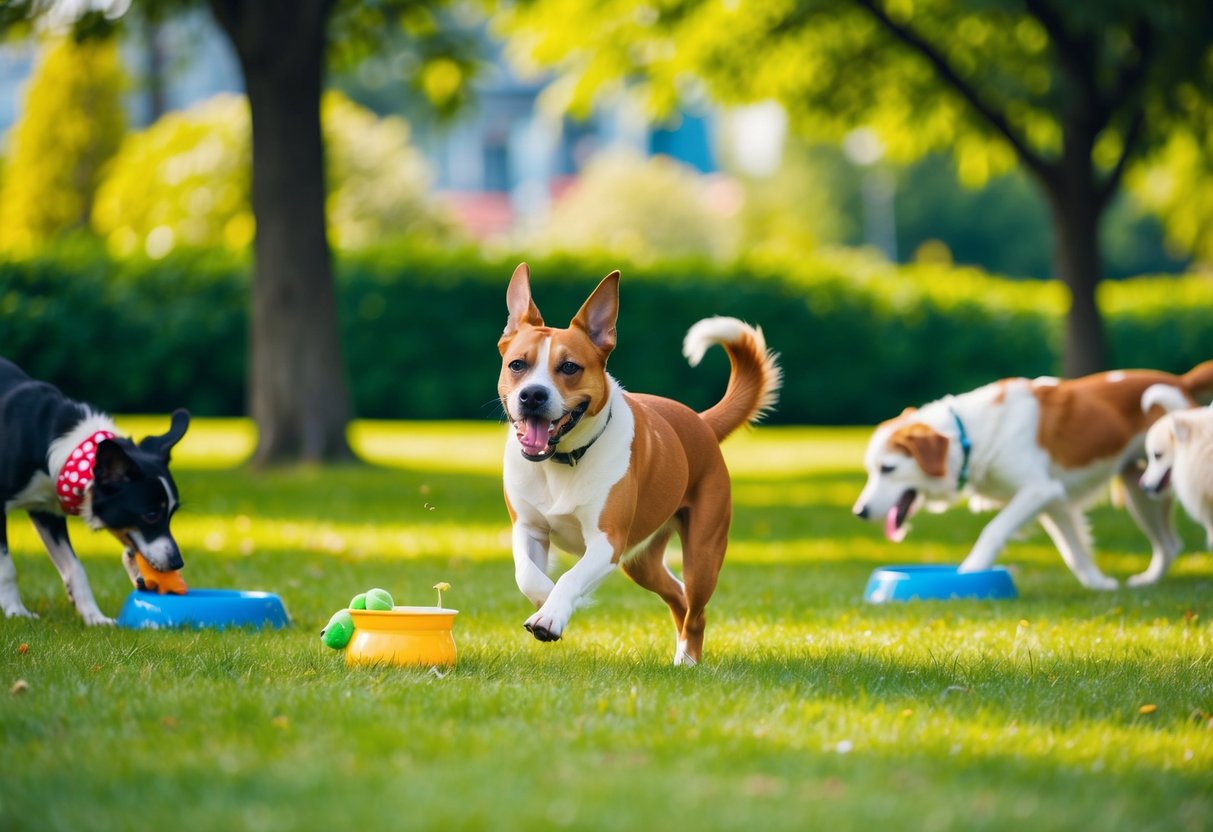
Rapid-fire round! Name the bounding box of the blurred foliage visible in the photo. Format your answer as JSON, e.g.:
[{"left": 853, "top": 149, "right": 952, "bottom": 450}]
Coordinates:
[
  {"left": 0, "top": 240, "right": 247, "bottom": 416},
  {"left": 3, "top": 243, "right": 1212, "bottom": 423},
  {"left": 894, "top": 155, "right": 1186, "bottom": 280},
  {"left": 0, "top": 36, "right": 125, "bottom": 254},
  {"left": 535, "top": 137, "right": 1184, "bottom": 279},
  {"left": 531, "top": 150, "right": 736, "bottom": 260},
  {"left": 1128, "top": 126, "right": 1213, "bottom": 265},
  {"left": 500, "top": 0, "right": 1213, "bottom": 184},
  {"left": 327, "top": 1, "right": 485, "bottom": 117},
  {"left": 733, "top": 143, "right": 858, "bottom": 260},
  {"left": 91, "top": 93, "right": 251, "bottom": 256},
  {"left": 91, "top": 90, "right": 460, "bottom": 257}
]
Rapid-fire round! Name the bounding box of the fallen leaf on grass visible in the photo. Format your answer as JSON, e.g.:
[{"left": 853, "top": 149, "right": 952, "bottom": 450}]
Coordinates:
[
  {"left": 1139, "top": 704, "right": 1157, "bottom": 715},
  {"left": 161, "top": 716, "right": 178, "bottom": 729},
  {"left": 10, "top": 679, "right": 29, "bottom": 695},
  {"left": 17, "top": 643, "right": 29, "bottom": 655}
]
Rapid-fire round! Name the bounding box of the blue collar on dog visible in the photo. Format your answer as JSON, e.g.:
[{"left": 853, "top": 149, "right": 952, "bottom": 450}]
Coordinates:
[
  {"left": 950, "top": 407, "right": 972, "bottom": 490},
  {"left": 553, "top": 406, "right": 613, "bottom": 466}
]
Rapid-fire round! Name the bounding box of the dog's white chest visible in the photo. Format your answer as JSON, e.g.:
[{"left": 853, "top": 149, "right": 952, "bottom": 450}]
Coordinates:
[{"left": 503, "top": 394, "right": 635, "bottom": 553}]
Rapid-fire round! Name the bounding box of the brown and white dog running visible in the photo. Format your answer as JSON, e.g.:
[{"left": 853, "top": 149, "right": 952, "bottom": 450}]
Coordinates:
[
  {"left": 852, "top": 362, "right": 1213, "bottom": 589},
  {"left": 497, "top": 264, "right": 781, "bottom": 665}
]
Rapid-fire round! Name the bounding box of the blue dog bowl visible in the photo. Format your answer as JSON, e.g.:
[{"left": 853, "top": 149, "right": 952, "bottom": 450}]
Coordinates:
[
  {"left": 116, "top": 589, "right": 290, "bottom": 630},
  {"left": 864, "top": 565, "right": 1018, "bottom": 603}
]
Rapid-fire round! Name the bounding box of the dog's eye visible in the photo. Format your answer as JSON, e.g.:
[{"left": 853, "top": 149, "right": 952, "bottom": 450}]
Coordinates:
[
  {"left": 879, "top": 463, "right": 896, "bottom": 474},
  {"left": 508, "top": 359, "right": 527, "bottom": 373},
  {"left": 142, "top": 509, "right": 163, "bottom": 523},
  {"left": 557, "top": 361, "right": 581, "bottom": 375}
]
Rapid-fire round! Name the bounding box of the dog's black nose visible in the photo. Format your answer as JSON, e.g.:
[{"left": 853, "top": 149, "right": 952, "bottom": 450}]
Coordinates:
[
  {"left": 853, "top": 505, "right": 869, "bottom": 520},
  {"left": 518, "top": 385, "right": 549, "bottom": 411}
]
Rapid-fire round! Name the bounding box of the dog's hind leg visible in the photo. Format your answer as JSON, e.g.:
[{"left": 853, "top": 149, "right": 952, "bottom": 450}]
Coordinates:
[
  {"left": 1119, "top": 470, "right": 1183, "bottom": 587},
  {"left": 677, "top": 502, "right": 730, "bottom": 667},
  {"left": 29, "top": 511, "right": 112, "bottom": 625},
  {"left": 0, "top": 510, "right": 37, "bottom": 619},
  {"left": 1038, "top": 502, "right": 1118, "bottom": 590},
  {"left": 620, "top": 523, "right": 689, "bottom": 652}
]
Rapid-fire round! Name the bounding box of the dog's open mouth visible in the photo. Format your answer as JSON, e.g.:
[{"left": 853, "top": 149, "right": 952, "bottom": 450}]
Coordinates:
[
  {"left": 516, "top": 402, "right": 589, "bottom": 461},
  {"left": 884, "top": 489, "right": 918, "bottom": 542}
]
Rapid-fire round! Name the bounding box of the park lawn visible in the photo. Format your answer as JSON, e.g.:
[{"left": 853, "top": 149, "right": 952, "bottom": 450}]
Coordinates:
[{"left": 2, "top": 420, "right": 1211, "bottom": 832}]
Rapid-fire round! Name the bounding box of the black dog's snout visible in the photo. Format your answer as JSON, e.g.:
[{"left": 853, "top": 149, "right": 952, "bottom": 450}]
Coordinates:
[
  {"left": 161, "top": 541, "right": 185, "bottom": 571},
  {"left": 518, "top": 385, "right": 550, "bottom": 412},
  {"left": 854, "top": 505, "right": 870, "bottom": 520}
]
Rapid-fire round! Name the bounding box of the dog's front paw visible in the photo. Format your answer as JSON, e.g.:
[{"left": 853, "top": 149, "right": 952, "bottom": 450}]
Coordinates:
[
  {"left": 1084, "top": 574, "right": 1120, "bottom": 591},
  {"left": 80, "top": 608, "right": 115, "bottom": 626},
  {"left": 3, "top": 605, "right": 39, "bottom": 620},
  {"left": 1125, "top": 571, "right": 1159, "bottom": 589},
  {"left": 524, "top": 607, "right": 568, "bottom": 642}
]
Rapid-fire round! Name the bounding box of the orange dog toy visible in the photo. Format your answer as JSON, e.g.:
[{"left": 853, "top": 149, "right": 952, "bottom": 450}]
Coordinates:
[{"left": 134, "top": 552, "right": 188, "bottom": 595}]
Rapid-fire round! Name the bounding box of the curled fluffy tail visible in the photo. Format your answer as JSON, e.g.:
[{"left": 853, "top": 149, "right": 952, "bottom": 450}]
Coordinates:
[
  {"left": 1141, "top": 359, "right": 1213, "bottom": 415},
  {"left": 682, "top": 316, "right": 782, "bottom": 442}
]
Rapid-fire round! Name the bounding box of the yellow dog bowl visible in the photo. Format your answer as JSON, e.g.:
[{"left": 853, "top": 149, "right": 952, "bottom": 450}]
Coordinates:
[{"left": 345, "top": 606, "right": 459, "bottom": 668}]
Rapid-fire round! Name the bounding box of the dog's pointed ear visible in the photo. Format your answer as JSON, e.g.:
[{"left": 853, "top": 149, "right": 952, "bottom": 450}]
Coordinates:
[
  {"left": 501, "top": 263, "right": 544, "bottom": 346},
  {"left": 139, "top": 409, "right": 191, "bottom": 459},
  {"left": 95, "top": 440, "right": 142, "bottom": 487},
  {"left": 572, "top": 270, "right": 620, "bottom": 354},
  {"left": 889, "top": 423, "right": 949, "bottom": 478},
  {"left": 1173, "top": 412, "right": 1193, "bottom": 444}
]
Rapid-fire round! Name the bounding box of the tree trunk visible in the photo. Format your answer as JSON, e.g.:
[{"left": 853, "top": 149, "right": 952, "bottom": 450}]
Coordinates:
[
  {"left": 1043, "top": 107, "right": 1108, "bottom": 380},
  {"left": 1047, "top": 189, "right": 1106, "bottom": 378},
  {"left": 209, "top": 0, "right": 355, "bottom": 465}
]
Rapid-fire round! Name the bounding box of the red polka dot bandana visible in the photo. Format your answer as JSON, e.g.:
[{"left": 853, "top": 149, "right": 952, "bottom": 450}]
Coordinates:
[{"left": 56, "top": 430, "right": 116, "bottom": 515}]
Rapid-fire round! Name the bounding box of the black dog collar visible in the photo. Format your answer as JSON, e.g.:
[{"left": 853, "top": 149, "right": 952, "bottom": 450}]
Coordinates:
[{"left": 552, "top": 406, "right": 613, "bottom": 466}]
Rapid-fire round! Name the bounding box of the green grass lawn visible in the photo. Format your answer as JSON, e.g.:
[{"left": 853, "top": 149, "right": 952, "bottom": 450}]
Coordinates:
[{"left": 2, "top": 420, "right": 1211, "bottom": 831}]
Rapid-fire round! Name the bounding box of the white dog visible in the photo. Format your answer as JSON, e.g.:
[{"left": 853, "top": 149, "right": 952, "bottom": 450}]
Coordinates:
[
  {"left": 1140, "top": 384, "right": 1213, "bottom": 551},
  {"left": 853, "top": 363, "right": 1213, "bottom": 589}
]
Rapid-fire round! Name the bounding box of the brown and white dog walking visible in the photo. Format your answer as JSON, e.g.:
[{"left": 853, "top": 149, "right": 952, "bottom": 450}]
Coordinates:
[
  {"left": 852, "top": 362, "right": 1213, "bottom": 589},
  {"left": 497, "top": 264, "right": 781, "bottom": 665}
]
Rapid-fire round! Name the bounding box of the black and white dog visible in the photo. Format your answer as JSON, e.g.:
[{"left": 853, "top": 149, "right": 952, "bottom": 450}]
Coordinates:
[{"left": 0, "top": 358, "right": 189, "bottom": 624}]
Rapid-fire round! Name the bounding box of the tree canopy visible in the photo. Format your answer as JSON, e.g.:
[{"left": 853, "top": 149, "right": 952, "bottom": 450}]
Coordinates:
[
  {"left": 503, "top": 0, "right": 1212, "bottom": 190},
  {"left": 0, "top": 36, "right": 125, "bottom": 253},
  {"left": 501, "top": 0, "right": 1213, "bottom": 375}
]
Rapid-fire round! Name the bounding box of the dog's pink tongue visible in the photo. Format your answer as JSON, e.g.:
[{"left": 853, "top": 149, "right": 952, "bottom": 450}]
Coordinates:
[
  {"left": 519, "top": 418, "right": 552, "bottom": 456},
  {"left": 884, "top": 505, "right": 907, "bottom": 543}
]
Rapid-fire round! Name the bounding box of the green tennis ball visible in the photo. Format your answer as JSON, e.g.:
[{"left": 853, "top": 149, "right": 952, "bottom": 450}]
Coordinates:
[
  {"left": 321, "top": 610, "right": 355, "bottom": 649},
  {"left": 349, "top": 592, "right": 367, "bottom": 610},
  {"left": 365, "top": 587, "right": 394, "bottom": 611}
]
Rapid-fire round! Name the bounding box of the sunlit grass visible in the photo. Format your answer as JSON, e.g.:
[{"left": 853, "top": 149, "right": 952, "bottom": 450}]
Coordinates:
[{"left": 2, "top": 420, "right": 1211, "bottom": 831}]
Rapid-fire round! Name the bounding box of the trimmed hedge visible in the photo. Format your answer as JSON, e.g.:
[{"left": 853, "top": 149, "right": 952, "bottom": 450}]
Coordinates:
[{"left": 3, "top": 244, "right": 1212, "bottom": 424}]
